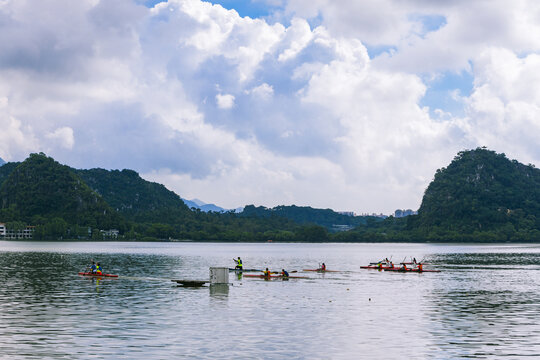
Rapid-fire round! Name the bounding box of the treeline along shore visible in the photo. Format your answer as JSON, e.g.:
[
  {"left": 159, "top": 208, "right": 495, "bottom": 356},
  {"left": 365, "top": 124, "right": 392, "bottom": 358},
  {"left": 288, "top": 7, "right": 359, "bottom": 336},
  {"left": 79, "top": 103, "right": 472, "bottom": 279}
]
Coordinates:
[{"left": 0, "top": 148, "right": 539, "bottom": 242}]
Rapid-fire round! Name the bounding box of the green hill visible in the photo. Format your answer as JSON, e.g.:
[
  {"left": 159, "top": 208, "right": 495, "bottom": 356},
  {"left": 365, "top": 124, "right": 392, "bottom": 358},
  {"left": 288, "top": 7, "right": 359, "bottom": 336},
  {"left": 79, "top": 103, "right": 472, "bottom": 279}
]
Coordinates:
[
  {"left": 0, "top": 153, "right": 126, "bottom": 232},
  {"left": 0, "top": 161, "right": 20, "bottom": 188},
  {"left": 76, "top": 168, "right": 192, "bottom": 223},
  {"left": 241, "top": 204, "right": 378, "bottom": 231},
  {"left": 409, "top": 148, "right": 540, "bottom": 232}
]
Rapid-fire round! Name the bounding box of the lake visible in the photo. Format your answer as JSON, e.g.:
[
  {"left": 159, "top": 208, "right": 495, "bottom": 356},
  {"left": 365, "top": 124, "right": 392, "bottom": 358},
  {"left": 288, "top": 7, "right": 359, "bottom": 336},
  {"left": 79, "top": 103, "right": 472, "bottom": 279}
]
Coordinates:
[{"left": 0, "top": 241, "right": 539, "bottom": 359}]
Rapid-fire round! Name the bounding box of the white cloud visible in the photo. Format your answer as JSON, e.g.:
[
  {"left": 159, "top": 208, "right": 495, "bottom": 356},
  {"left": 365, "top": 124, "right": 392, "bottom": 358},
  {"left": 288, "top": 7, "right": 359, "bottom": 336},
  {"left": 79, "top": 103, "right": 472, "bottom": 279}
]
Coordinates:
[
  {"left": 463, "top": 48, "right": 540, "bottom": 163},
  {"left": 0, "top": 97, "right": 38, "bottom": 161},
  {"left": 247, "top": 83, "right": 274, "bottom": 99},
  {"left": 0, "top": 0, "right": 539, "bottom": 214},
  {"left": 46, "top": 127, "right": 75, "bottom": 150},
  {"left": 216, "top": 93, "right": 235, "bottom": 109}
]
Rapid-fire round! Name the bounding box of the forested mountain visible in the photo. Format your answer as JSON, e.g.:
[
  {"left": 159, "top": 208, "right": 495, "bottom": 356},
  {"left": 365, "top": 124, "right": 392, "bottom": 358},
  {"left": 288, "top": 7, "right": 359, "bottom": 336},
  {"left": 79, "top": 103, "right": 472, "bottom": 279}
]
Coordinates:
[
  {"left": 410, "top": 148, "right": 540, "bottom": 232},
  {"left": 77, "top": 168, "right": 191, "bottom": 223},
  {"left": 343, "top": 148, "right": 540, "bottom": 242},
  {"left": 241, "top": 204, "right": 377, "bottom": 230},
  {"left": 0, "top": 161, "right": 20, "bottom": 187},
  {"left": 0, "top": 153, "right": 127, "bottom": 233}
]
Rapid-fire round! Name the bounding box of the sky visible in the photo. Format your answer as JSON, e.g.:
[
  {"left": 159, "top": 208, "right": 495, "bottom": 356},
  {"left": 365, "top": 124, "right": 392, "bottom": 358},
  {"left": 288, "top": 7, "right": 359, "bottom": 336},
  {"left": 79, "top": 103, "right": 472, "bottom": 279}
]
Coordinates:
[{"left": 1, "top": 0, "right": 540, "bottom": 214}]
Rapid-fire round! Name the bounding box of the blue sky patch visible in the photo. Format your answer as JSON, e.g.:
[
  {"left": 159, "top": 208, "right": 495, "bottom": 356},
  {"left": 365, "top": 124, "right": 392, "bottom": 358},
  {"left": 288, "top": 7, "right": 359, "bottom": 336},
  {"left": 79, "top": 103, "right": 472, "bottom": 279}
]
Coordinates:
[
  {"left": 409, "top": 14, "right": 447, "bottom": 36},
  {"left": 420, "top": 70, "right": 474, "bottom": 118}
]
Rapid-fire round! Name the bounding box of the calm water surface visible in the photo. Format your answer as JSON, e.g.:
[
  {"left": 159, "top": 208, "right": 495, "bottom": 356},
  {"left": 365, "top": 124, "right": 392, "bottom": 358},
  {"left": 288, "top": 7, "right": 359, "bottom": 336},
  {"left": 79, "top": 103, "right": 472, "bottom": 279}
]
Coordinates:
[{"left": 0, "top": 241, "right": 539, "bottom": 359}]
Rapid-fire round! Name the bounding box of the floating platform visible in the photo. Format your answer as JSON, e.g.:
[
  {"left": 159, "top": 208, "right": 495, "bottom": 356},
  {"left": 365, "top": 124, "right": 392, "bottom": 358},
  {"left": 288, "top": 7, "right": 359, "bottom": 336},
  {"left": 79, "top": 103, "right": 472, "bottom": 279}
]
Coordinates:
[{"left": 171, "top": 279, "right": 209, "bottom": 287}]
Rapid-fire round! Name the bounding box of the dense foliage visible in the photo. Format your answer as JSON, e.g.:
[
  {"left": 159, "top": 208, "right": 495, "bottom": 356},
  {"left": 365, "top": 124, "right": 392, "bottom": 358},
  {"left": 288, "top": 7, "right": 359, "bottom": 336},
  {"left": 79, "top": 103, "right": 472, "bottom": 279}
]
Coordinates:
[
  {"left": 77, "top": 168, "right": 192, "bottom": 223},
  {"left": 241, "top": 205, "right": 376, "bottom": 230},
  {"left": 0, "top": 153, "right": 127, "bottom": 238}
]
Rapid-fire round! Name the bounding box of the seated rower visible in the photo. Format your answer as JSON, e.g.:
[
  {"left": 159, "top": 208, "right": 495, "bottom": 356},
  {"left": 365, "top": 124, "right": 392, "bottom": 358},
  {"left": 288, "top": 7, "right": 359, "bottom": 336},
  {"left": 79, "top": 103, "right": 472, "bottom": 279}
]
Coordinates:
[
  {"left": 320, "top": 263, "right": 326, "bottom": 271},
  {"left": 90, "top": 261, "right": 97, "bottom": 274},
  {"left": 281, "top": 269, "right": 289, "bottom": 277},
  {"left": 263, "top": 268, "right": 271, "bottom": 278},
  {"left": 96, "top": 262, "right": 103, "bottom": 275}
]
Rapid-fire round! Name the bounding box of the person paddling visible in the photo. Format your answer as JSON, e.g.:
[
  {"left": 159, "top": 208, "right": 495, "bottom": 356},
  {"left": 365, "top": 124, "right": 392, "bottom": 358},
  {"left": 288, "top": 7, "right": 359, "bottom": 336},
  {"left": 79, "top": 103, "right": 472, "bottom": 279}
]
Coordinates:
[
  {"left": 233, "top": 257, "right": 243, "bottom": 270},
  {"left": 96, "top": 262, "right": 103, "bottom": 275},
  {"left": 263, "top": 268, "right": 271, "bottom": 278},
  {"left": 320, "top": 263, "right": 326, "bottom": 271},
  {"left": 281, "top": 269, "right": 289, "bottom": 277},
  {"left": 90, "top": 261, "right": 97, "bottom": 274}
]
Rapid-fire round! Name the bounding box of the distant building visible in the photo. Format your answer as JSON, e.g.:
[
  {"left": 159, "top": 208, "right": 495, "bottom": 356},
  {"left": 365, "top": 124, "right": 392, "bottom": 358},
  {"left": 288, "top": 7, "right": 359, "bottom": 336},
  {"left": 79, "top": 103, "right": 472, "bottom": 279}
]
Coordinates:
[
  {"left": 359, "top": 213, "right": 388, "bottom": 219},
  {"left": 338, "top": 211, "right": 356, "bottom": 217},
  {"left": 331, "top": 224, "right": 355, "bottom": 232},
  {"left": 0, "top": 223, "right": 35, "bottom": 239},
  {"left": 394, "top": 209, "right": 418, "bottom": 218},
  {"left": 100, "top": 229, "right": 119, "bottom": 239}
]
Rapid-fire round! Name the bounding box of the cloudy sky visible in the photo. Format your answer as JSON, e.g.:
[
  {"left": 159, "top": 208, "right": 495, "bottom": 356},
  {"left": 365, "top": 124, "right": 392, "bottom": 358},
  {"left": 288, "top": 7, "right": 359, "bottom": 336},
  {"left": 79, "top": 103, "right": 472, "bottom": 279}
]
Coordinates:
[{"left": 1, "top": 0, "right": 539, "bottom": 214}]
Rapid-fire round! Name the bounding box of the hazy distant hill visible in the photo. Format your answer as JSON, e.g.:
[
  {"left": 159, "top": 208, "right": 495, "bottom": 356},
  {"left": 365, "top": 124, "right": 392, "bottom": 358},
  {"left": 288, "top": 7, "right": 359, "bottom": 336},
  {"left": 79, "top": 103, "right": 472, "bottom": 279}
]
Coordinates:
[
  {"left": 182, "top": 198, "right": 243, "bottom": 213},
  {"left": 182, "top": 198, "right": 223, "bottom": 212},
  {"left": 0, "top": 153, "right": 125, "bottom": 230},
  {"left": 0, "top": 157, "right": 4, "bottom": 165}
]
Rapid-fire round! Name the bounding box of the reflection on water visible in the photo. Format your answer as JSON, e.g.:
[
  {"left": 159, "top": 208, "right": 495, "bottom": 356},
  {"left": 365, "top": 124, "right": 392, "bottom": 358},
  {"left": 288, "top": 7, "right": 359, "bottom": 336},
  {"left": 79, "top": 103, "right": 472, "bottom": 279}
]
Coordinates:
[{"left": 0, "top": 241, "right": 539, "bottom": 359}]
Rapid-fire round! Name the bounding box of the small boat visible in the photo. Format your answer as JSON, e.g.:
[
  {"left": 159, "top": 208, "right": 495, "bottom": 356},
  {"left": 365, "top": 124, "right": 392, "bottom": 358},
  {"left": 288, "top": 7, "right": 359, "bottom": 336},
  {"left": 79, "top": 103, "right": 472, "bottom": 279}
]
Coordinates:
[
  {"left": 302, "top": 269, "right": 340, "bottom": 272},
  {"left": 78, "top": 272, "right": 118, "bottom": 278},
  {"left": 171, "top": 279, "right": 208, "bottom": 287},
  {"left": 228, "top": 268, "right": 262, "bottom": 272},
  {"left": 384, "top": 268, "right": 440, "bottom": 273},
  {"left": 243, "top": 274, "right": 308, "bottom": 279},
  {"left": 360, "top": 265, "right": 396, "bottom": 270}
]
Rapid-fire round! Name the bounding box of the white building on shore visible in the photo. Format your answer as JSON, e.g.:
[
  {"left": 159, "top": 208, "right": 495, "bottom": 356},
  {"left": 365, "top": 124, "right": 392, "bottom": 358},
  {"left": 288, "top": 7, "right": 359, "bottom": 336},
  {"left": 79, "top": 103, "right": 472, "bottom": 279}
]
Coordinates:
[{"left": 0, "top": 223, "right": 35, "bottom": 239}]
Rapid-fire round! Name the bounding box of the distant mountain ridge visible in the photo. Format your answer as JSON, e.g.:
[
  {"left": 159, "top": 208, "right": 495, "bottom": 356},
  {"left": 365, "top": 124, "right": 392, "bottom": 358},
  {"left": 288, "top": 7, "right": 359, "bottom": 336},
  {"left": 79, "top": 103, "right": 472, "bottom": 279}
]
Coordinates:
[
  {"left": 182, "top": 198, "right": 243, "bottom": 213},
  {"left": 1, "top": 148, "right": 538, "bottom": 242}
]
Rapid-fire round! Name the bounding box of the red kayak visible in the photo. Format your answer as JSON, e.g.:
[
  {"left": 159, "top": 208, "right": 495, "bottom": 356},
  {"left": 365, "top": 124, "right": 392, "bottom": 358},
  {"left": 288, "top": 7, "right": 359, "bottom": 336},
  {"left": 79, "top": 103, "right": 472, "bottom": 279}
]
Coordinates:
[
  {"left": 78, "top": 272, "right": 119, "bottom": 278},
  {"left": 384, "top": 268, "right": 440, "bottom": 273},
  {"left": 303, "top": 269, "right": 339, "bottom": 272},
  {"left": 243, "top": 274, "right": 308, "bottom": 279},
  {"left": 360, "top": 265, "right": 396, "bottom": 270}
]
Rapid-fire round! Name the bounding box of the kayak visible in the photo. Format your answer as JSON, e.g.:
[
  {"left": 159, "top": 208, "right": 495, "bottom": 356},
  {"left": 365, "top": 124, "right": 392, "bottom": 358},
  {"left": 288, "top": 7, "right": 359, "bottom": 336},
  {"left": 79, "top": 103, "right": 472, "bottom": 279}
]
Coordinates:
[
  {"left": 78, "top": 272, "right": 119, "bottom": 277},
  {"left": 228, "top": 268, "right": 262, "bottom": 272},
  {"left": 360, "top": 265, "right": 396, "bottom": 270},
  {"left": 242, "top": 274, "right": 308, "bottom": 279},
  {"left": 303, "top": 269, "right": 340, "bottom": 272},
  {"left": 384, "top": 268, "right": 440, "bottom": 273}
]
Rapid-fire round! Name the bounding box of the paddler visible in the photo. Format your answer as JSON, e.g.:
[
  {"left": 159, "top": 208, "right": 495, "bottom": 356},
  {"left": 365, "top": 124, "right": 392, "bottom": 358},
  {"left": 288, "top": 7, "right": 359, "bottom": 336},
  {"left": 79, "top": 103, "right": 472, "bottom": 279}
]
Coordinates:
[
  {"left": 320, "top": 263, "right": 326, "bottom": 271},
  {"left": 234, "top": 257, "right": 243, "bottom": 270},
  {"left": 90, "top": 261, "right": 97, "bottom": 274},
  {"left": 418, "top": 263, "right": 423, "bottom": 272},
  {"left": 281, "top": 269, "right": 289, "bottom": 277},
  {"left": 96, "top": 262, "right": 103, "bottom": 275},
  {"left": 263, "top": 268, "right": 271, "bottom": 278}
]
